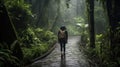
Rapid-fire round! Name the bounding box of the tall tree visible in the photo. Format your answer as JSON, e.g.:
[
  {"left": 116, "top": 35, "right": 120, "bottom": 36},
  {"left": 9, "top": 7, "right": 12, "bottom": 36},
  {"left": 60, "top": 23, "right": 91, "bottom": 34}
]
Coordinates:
[
  {"left": 106, "top": 0, "right": 120, "bottom": 46},
  {"left": 106, "top": 0, "right": 120, "bottom": 61},
  {"left": 87, "top": 0, "right": 95, "bottom": 48}
]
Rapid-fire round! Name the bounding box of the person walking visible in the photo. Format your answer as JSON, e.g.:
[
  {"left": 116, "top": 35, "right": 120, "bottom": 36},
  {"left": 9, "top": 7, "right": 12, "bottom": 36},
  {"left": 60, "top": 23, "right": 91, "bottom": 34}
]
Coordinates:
[{"left": 58, "top": 26, "right": 68, "bottom": 54}]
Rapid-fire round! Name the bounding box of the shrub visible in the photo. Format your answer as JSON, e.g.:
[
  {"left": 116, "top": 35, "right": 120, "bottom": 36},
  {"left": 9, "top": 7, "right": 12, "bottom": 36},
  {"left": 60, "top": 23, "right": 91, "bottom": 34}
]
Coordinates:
[{"left": 20, "top": 27, "right": 57, "bottom": 65}]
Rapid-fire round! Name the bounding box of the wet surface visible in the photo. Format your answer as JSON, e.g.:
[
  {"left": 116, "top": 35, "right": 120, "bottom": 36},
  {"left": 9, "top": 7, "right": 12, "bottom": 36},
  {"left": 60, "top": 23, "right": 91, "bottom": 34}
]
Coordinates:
[{"left": 29, "top": 36, "right": 90, "bottom": 67}]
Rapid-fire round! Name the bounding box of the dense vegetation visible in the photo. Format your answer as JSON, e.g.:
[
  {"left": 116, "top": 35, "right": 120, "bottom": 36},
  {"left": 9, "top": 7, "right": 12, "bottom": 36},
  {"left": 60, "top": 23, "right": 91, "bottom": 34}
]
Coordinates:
[
  {"left": 0, "top": 0, "right": 120, "bottom": 67},
  {"left": 0, "top": 0, "right": 57, "bottom": 67},
  {"left": 80, "top": 0, "right": 120, "bottom": 67}
]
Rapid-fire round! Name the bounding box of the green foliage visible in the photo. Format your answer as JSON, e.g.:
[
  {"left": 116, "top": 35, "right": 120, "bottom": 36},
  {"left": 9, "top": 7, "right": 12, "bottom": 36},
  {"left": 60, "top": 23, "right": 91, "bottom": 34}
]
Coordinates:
[
  {"left": 19, "top": 26, "right": 57, "bottom": 46},
  {"left": 4, "top": 0, "right": 32, "bottom": 32},
  {"left": 85, "top": 1, "right": 119, "bottom": 66},
  {"left": 84, "top": 0, "right": 120, "bottom": 67},
  {"left": 74, "top": 17, "right": 85, "bottom": 23},
  {"left": 74, "top": 16, "right": 89, "bottom": 43},
  {"left": 5, "top": 0, "right": 32, "bottom": 15},
  {"left": 19, "top": 26, "right": 57, "bottom": 65},
  {"left": 67, "top": 25, "right": 80, "bottom": 35},
  {"left": 0, "top": 42, "right": 20, "bottom": 67},
  {"left": 22, "top": 43, "right": 49, "bottom": 65},
  {"left": 88, "top": 32, "right": 119, "bottom": 67},
  {"left": 34, "top": 28, "right": 57, "bottom": 43},
  {"left": 19, "top": 27, "right": 40, "bottom": 47}
]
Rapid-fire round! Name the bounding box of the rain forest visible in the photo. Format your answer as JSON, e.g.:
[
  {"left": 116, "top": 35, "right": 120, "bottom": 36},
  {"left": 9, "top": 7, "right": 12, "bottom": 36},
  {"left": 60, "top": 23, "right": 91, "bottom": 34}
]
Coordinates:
[{"left": 0, "top": 0, "right": 120, "bottom": 67}]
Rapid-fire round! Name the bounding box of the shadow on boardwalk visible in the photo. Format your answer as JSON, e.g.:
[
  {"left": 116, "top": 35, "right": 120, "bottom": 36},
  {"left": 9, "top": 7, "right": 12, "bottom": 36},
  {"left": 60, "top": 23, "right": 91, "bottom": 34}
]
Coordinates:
[{"left": 28, "top": 36, "right": 90, "bottom": 67}]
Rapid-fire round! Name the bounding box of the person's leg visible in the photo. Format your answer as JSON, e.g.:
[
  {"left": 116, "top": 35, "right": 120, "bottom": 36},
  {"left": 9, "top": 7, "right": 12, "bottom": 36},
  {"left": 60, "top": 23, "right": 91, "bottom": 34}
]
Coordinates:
[
  {"left": 63, "top": 43, "right": 66, "bottom": 53},
  {"left": 60, "top": 42, "right": 62, "bottom": 52}
]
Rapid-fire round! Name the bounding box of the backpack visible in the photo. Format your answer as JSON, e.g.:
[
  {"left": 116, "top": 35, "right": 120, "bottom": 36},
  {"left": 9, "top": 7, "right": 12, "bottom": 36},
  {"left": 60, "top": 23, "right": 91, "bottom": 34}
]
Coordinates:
[{"left": 59, "top": 30, "right": 66, "bottom": 38}]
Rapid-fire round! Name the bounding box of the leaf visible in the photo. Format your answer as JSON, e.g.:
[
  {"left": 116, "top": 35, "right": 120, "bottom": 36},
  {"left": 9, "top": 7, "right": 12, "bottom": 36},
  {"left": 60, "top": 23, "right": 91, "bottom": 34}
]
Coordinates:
[
  {"left": 10, "top": 40, "right": 18, "bottom": 51},
  {"left": 0, "top": 57, "right": 5, "bottom": 62},
  {"left": 0, "top": 51, "right": 9, "bottom": 60}
]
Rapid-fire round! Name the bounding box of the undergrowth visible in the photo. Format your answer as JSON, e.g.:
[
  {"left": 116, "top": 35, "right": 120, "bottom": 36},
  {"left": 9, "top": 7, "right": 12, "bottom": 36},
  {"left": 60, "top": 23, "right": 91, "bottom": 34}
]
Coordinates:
[{"left": 19, "top": 27, "right": 57, "bottom": 65}]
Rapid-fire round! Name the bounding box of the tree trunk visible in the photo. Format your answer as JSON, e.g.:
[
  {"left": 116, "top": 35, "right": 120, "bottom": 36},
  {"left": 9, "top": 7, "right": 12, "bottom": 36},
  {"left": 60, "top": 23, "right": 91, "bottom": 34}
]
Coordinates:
[
  {"left": 106, "top": 0, "right": 120, "bottom": 64},
  {"left": 87, "top": 0, "right": 95, "bottom": 48}
]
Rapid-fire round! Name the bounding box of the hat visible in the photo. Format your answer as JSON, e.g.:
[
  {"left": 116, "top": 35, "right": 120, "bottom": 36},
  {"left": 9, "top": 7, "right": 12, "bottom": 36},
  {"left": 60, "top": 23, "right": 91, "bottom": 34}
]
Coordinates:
[{"left": 60, "top": 25, "right": 66, "bottom": 30}]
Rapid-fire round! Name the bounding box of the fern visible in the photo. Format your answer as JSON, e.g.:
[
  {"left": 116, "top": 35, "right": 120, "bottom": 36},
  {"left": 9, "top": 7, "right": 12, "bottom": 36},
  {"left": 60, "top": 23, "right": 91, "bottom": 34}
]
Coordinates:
[{"left": 0, "top": 42, "right": 20, "bottom": 67}]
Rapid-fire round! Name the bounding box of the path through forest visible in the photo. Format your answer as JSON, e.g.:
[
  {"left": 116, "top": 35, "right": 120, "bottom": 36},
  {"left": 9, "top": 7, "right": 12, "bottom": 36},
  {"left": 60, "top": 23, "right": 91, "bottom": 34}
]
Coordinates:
[{"left": 28, "top": 36, "right": 90, "bottom": 67}]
